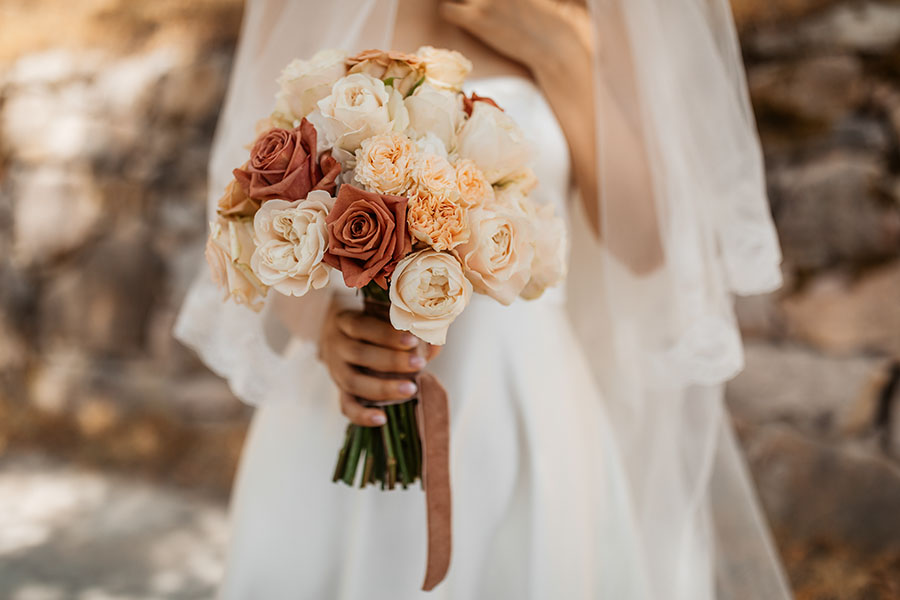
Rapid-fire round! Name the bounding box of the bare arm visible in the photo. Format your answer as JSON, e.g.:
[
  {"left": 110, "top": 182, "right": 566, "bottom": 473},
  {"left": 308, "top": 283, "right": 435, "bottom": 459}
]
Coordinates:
[{"left": 441, "top": 0, "right": 663, "bottom": 273}]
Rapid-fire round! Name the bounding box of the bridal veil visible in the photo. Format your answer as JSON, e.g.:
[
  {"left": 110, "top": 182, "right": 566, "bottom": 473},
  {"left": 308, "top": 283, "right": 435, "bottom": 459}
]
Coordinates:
[{"left": 175, "top": 1, "right": 793, "bottom": 598}]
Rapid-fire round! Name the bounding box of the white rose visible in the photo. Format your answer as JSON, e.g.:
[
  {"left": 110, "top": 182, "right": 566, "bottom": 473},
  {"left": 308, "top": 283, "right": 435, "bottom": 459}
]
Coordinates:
[
  {"left": 415, "top": 132, "right": 449, "bottom": 158},
  {"left": 404, "top": 83, "right": 464, "bottom": 151},
  {"left": 456, "top": 102, "right": 532, "bottom": 183},
  {"left": 206, "top": 217, "right": 266, "bottom": 311},
  {"left": 453, "top": 206, "right": 534, "bottom": 305},
  {"left": 500, "top": 192, "right": 568, "bottom": 300},
  {"left": 273, "top": 49, "right": 348, "bottom": 124},
  {"left": 389, "top": 250, "right": 472, "bottom": 345},
  {"left": 353, "top": 132, "right": 416, "bottom": 195},
  {"left": 416, "top": 46, "right": 472, "bottom": 92},
  {"left": 250, "top": 190, "right": 333, "bottom": 297},
  {"left": 307, "top": 73, "right": 410, "bottom": 164}
]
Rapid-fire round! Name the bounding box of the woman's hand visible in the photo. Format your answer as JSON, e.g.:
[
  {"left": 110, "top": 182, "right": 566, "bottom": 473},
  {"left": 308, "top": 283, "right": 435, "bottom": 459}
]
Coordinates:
[
  {"left": 319, "top": 305, "right": 439, "bottom": 426},
  {"left": 439, "top": 0, "right": 588, "bottom": 70}
]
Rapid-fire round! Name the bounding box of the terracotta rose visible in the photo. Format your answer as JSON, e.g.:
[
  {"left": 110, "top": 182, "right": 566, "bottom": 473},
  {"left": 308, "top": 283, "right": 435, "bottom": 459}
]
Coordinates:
[
  {"left": 234, "top": 118, "right": 340, "bottom": 203},
  {"left": 462, "top": 92, "right": 501, "bottom": 118},
  {"left": 323, "top": 184, "right": 412, "bottom": 289}
]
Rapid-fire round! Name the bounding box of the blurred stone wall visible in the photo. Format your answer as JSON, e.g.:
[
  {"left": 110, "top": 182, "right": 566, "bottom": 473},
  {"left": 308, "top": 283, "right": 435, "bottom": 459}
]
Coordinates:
[
  {"left": 0, "top": 0, "right": 247, "bottom": 493},
  {"left": 0, "top": 1, "right": 898, "bottom": 598},
  {"left": 728, "top": 3, "right": 900, "bottom": 597}
]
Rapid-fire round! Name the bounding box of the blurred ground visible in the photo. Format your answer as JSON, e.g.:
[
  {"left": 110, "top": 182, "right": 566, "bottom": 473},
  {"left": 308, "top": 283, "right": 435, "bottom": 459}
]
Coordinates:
[{"left": 1, "top": 1, "right": 899, "bottom": 598}]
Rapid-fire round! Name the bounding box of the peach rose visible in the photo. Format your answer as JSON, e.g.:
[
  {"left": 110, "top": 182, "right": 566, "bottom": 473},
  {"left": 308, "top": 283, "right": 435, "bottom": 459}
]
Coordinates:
[
  {"left": 234, "top": 119, "right": 340, "bottom": 203},
  {"left": 416, "top": 46, "right": 472, "bottom": 92},
  {"left": 347, "top": 49, "right": 425, "bottom": 96},
  {"left": 453, "top": 206, "right": 534, "bottom": 305},
  {"left": 454, "top": 158, "right": 494, "bottom": 208},
  {"left": 411, "top": 152, "right": 458, "bottom": 199},
  {"left": 216, "top": 179, "right": 260, "bottom": 218},
  {"left": 353, "top": 132, "right": 416, "bottom": 195},
  {"left": 250, "top": 190, "right": 333, "bottom": 297},
  {"left": 206, "top": 216, "right": 266, "bottom": 311},
  {"left": 406, "top": 188, "right": 469, "bottom": 252},
  {"left": 323, "top": 184, "right": 412, "bottom": 288},
  {"left": 389, "top": 249, "right": 472, "bottom": 345}
]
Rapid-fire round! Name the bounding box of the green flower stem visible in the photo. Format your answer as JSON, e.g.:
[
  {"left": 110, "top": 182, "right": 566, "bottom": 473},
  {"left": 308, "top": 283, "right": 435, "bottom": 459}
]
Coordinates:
[
  {"left": 341, "top": 425, "right": 364, "bottom": 486},
  {"left": 381, "top": 417, "right": 398, "bottom": 489},
  {"left": 332, "top": 425, "right": 352, "bottom": 483},
  {"left": 360, "top": 427, "right": 374, "bottom": 488},
  {"left": 388, "top": 404, "right": 411, "bottom": 487},
  {"left": 406, "top": 400, "right": 421, "bottom": 479}
]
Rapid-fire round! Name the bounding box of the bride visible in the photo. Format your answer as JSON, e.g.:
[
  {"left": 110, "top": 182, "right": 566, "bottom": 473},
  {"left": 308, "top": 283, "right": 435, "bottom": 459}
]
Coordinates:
[{"left": 176, "top": 0, "right": 793, "bottom": 598}]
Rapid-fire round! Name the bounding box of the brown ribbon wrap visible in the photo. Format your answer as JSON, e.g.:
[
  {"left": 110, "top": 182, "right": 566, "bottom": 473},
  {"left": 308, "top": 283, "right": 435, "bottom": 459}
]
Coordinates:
[
  {"left": 362, "top": 298, "right": 453, "bottom": 591},
  {"left": 416, "top": 371, "right": 452, "bottom": 591}
]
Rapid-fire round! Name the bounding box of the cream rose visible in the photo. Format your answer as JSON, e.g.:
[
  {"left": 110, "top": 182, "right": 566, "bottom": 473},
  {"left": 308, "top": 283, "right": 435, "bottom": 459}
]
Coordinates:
[
  {"left": 273, "top": 49, "right": 348, "bottom": 124},
  {"left": 454, "top": 158, "right": 494, "bottom": 208},
  {"left": 250, "top": 190, "right": 333, "bottom": 297},
  {"left": 453, "top": 206, "right": 534, "bottom": 305},
  {"left": 307, "top": 73, "right": 410, "bottom": 164},
  {"left": 404, "top": 83, "right": 464, "bottom": 151},
  {"left": 416, "top": 46, "right": 472, "bottom": 92},
  {"left": 389, "top": 249, "right": 472, "bottom": 345},
  {"left": 415, "top": 132, "right": 449, "bottom": 158},
  {"left": 206, "top": 216, "right": 266, "bottom": 311},
  {"left": 456, "top": 102, "right": 532, "bottom": 183},
  {"left": 353, "top": 132, "right": 416, "bottom": 195},
  {"left": 494, "top": 167, "right": 538, "bottom": 196},
  {"left": 501, "top": 193, "right": 568, "bottom": 300}
]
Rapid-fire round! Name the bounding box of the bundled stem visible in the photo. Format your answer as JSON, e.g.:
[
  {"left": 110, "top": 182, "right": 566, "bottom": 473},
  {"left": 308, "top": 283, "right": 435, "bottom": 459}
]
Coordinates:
[{"left": 333, "top": 283, "right": 424, "bottom": 489}]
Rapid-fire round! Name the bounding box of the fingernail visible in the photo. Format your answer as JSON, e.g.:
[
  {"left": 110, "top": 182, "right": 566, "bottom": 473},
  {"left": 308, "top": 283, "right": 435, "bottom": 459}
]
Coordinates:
[
  {"left": 399, "top": 381, "right": 417, "bottom": 396},
  {"left": 401, "top": 334, "right": 418, "bottom": 347},
  {"left": 410, "top": 356, "right": 426, "bottom": 369},
  {"left": 371, "top": 413, "right": 387, "bottom": 426}
]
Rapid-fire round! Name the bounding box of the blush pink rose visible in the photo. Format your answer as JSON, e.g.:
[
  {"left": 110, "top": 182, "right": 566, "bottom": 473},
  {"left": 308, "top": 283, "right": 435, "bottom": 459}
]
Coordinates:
[
  {"left": 234, "top": 118, "right": 340, "bottom": 203},
  {"left": 323, "top": 184, "right": 412, "bottom": 288}
]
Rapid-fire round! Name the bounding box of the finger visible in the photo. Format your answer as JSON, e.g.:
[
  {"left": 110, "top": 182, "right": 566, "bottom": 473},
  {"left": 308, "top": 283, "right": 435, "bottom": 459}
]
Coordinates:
[
  {"left": 424, "top": 343, "right": 442, "bottom": 362},
  {"left": 337, "top": 339, "right": 426, "bottom": 373},
  {"left": 336, "top": 312, "right": 418, "bottom": 350},
  {"left": 336, "top": 363, "right": 418, "bottom": 403},
  {"left": 339, "top": 392, "right": 387, "bottom": 427},
  {"left": 439, "top": 2, "right": 481, "bottom": 27}
]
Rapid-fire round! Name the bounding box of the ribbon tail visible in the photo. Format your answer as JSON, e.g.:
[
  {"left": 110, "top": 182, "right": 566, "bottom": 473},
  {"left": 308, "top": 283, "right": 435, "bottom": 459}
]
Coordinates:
[{"left": 417, "top": 372, "right": 452, "bottom": 591}]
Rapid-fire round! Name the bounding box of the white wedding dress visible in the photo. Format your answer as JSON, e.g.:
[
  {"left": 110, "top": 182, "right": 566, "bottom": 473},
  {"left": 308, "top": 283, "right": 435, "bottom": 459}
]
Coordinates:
[{"left": 201, "top": 76, "right": 647, "bottom": 599}]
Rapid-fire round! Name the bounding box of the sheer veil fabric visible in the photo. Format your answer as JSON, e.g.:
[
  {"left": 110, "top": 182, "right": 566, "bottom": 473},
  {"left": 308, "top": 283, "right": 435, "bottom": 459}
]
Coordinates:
[{"left": 175, "top": 0, "right": 792, "bottom": 598}]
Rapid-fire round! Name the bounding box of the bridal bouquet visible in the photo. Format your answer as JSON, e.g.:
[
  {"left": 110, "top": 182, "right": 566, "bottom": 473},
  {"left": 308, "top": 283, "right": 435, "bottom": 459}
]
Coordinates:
[{"left": 205, "top": 46, "right": 566, "bottom": 589}]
